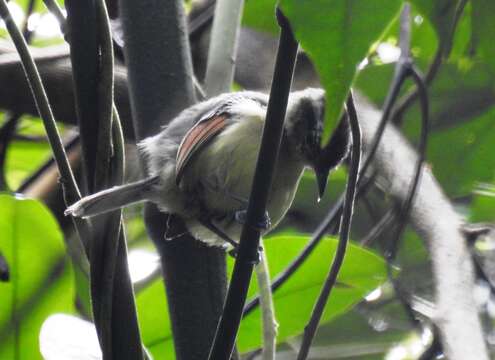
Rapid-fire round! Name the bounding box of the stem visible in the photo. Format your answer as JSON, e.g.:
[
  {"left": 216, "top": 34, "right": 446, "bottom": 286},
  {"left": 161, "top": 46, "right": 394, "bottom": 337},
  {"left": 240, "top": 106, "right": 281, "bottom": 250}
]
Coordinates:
[
  {"left": 0, "top": 0, "right": 81, "bottom": 204},
  {"left": 208, "top": 8, "right": 298, "bottom": 360},
  {"left": 255, "top": 238, "right": 277, "bottom": 360},
  {"left": 296, "top": 93, "right": 361, "bottom": 360},
  {"left": 204, "top": 0, "right": 244, "bottom": 96}
]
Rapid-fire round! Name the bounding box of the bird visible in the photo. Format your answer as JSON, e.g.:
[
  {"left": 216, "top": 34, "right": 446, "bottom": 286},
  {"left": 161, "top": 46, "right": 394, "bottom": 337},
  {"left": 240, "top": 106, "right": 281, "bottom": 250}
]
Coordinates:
[{"left": 65, "top": 88, "right": 350, "bottom": 248}]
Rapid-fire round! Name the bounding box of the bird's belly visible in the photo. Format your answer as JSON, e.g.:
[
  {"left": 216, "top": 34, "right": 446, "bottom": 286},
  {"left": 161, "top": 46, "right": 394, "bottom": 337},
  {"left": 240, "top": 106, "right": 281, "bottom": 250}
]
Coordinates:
[{"left": 195, "top": 118, "right": 263, "bottom": 214}]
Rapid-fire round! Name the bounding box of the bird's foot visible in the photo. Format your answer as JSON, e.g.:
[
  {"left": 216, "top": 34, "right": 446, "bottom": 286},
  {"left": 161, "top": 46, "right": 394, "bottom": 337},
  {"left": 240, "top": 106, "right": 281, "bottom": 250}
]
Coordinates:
[
  {"left": 234, "top": 210, "right": 272, "bottom": 231},
  {"left": 227, "top": 244, "right": 264, "bottom": 264}
]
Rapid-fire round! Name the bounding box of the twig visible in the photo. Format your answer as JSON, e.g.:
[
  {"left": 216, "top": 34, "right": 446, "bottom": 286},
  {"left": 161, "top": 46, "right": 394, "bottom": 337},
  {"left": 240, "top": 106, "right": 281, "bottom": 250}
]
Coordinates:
[
  {"left": 296, "top": 92, "right": 361, "bottom": 360},
  {"left": 359, "top": 208, "right": 395, "bottom": 247},
  {"left": 255, "top": 238, "right": 278, "bottom": 360},
  {"left": 204, "top": 0, "right": 244, "bottom": 96},
  {"left": 0, "top": 114, "right": 20, "bottom": 190},
  {"left": 0, "top": 0, "right": 93, "bottom": 275},
  {"left": 390, "top": 0, "right": 469, "bottom": 126},
  {"left": 357, "top": 96, "right": 488, "bottom": 360},
  {"left": 208, "top": 8, "right": 299, "bottom": 360},
  {"left": 0, "top": 0, "right": 81, "bottom": 204},
  {"left": 42, "top": 0, "right": 67, "bottom": 37}
]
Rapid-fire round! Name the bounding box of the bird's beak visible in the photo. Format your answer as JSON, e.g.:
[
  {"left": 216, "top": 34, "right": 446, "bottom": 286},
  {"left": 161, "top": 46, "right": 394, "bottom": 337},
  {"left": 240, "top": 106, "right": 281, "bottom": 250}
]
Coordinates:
[{"left": 314, "top": 164, "right": 330, "bottom": 201}]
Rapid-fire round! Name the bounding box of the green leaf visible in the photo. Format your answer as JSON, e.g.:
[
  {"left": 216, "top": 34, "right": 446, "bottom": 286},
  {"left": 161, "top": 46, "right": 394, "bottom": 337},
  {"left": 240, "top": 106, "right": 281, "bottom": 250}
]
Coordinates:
[
  {"left": 410, "top": 0, "right": 462, "bottom": 55},
  {"left": 136, "top": 236, "right": 387, "bottom": 354},
  {"left": 471, "top": 0, "right": 495, "bottom": 74},
  {"left": 236, "top": 235, "right": 387, "bottom": 352},
  {"left": 0, "top": 194, "right": 75, "bottom": 360},
  {"left": 427, "top": 106, "right": 495, "bottom": 197},
  {"left": 6, "top": 140, "right": 51, "bottom": 190},
  {"left": 136, "top": 280, "right": 174, "bottom": 359},
  {"left": 242, "top": 0, "right": 278, "bottom": 35},
  {"left": 470, "top": 184, "right": 495, "bottom": 223},
  {"left": 279, "top": 0, "right": 401, "bottom": 143}
]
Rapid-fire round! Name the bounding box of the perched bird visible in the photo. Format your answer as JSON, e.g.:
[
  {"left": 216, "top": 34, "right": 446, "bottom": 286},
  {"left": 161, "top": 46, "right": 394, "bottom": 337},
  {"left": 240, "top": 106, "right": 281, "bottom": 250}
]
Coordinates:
[{"left": 65, "top": 88, "right": 350, "bottom": 247}]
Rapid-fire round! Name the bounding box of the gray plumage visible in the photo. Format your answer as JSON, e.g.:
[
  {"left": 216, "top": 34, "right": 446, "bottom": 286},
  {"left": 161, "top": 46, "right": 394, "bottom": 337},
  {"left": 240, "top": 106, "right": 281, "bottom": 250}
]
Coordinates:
[{"left": 66, "top": 88, "right": 348, "bottom": 247}]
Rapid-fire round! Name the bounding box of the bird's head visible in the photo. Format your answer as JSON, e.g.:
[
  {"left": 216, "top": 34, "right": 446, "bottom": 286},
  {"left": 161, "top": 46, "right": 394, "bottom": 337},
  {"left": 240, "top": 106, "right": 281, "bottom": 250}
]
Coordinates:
[{"left": 285, "top": 88, "right": 350, "bottom": 200}]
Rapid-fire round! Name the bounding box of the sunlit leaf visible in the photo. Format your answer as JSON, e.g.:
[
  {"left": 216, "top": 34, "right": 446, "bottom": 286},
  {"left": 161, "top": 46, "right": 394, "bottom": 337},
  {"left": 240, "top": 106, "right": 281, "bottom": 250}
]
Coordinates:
[
  {"left": 0, "top": 194, "right": 75, "bottom": 360},
  {"left": 135, "top": 236, "right": 386, "bottom": 354},
  {"left": 6, "top": 140, "right": 51, "bottom": 190},
  {"left": 236, "top": 235, "right": 387, "bottom": 352},
  {"left": 279, "top": 0, "right": 401, "bottom": 144}
]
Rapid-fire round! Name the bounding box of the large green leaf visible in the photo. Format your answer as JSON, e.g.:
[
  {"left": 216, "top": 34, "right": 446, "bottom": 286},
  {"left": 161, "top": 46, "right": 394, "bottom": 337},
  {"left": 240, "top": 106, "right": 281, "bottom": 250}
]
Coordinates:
[
  {"left": 471, "top": 0, "right": 495, "bottom": 74},
  {"left": 135, "top": 235, "right": 386, "bottom": 355},
  {"left": 279, "top": 0, "right": 401, "bottom": 143},
  {"left": 0, "top": 194, "right": 75, "bottom": 360},
  {"left": 236, "top": 235, "right": 387, "bottom": 352}
]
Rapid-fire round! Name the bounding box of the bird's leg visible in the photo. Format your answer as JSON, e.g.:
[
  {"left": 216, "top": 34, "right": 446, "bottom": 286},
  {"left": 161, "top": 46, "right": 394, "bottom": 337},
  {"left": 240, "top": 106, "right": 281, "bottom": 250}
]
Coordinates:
[
  {"left": 235, "top": 209, "right": 272, "bottom": 231},
  {"left": 197, "top": 216, "right": 240, "bottom": 257}
]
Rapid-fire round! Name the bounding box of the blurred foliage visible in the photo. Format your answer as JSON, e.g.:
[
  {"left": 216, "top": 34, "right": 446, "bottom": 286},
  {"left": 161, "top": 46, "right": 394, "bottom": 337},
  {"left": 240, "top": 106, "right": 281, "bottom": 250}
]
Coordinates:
[
  {"left": 1, "top": 0, "right": 495, "bottom": 359},
  {"left": 134, "top": 235, "right": 387, "bottom": 356},
  {"left": 0, "top": 194, "right": 75, "bottom": 360}
]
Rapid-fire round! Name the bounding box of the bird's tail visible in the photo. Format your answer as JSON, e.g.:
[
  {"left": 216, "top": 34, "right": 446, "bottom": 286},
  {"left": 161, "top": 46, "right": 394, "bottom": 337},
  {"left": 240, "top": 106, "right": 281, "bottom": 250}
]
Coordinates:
[{"left": 65, "top": 176, "right": 160, "bottom": 218}]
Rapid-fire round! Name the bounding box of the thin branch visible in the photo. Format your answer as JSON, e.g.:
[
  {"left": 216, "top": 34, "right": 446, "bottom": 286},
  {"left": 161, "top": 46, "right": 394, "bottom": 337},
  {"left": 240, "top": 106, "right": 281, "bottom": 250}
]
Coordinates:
[
  {"left": 0, "top": 0, "right": 81, "bottom": 204},
  {"left": 360, "top": 208, "right": 395, "bottom": 247},
  {"left": 0, "top": 114, "right": 20, "bottom": 190},
  {"left": 42, "top": 0, "right": 67, "bottom": 34},
  {"left": 296, "top": 92, "right": 361, "bottom": 360},
  {"left": 357, "top": 97, "right": 488, "bottom": 360},
  {"left": 255, "top": 238, "right": 278, "bottom": 360},
  {"left": 390, "top": 0, "right": 469, "bottom": 125},
  {"left": 204, "top": 0, "right": 244, "bottom": 96},
  {"left": 208, "top": 8, "right": 299, "bottom": 360}
]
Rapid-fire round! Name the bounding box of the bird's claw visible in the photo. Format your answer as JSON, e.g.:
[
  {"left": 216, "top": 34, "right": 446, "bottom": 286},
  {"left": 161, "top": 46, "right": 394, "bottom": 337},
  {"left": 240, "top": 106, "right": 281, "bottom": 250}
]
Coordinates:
[
  {"left": 227, "top": 244, "right": 264, "bottom": 265},
  {"left": 235, "top": 210, "right": 272, "bottom": 231}
]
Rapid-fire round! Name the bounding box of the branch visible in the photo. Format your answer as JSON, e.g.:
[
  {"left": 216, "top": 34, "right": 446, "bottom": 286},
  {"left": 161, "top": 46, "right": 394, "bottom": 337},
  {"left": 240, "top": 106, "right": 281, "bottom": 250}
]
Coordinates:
[
  {"left": 255, "top": 238, "right": 278, "bottom": 360},
  {"left": 208, "top": 9, "right": 299, "bottom": 360},
  {"left": 119, "top": 1, "right": 231, "bottom": 359},
  {"left": 204, "top": 0, "right": 244, "bottom": 96},
  {"left": 355, "top": 93, "right": 489, "bottom": 360},
  {"left": 296, "top": 93, "right": 361, "bottom": 360}
]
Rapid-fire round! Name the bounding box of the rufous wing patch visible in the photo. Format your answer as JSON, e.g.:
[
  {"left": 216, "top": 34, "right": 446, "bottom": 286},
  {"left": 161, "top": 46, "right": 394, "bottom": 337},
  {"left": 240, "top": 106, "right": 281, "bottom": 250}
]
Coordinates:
[{"left": 175, "top": 114, "right": 227, "bottom": 185}]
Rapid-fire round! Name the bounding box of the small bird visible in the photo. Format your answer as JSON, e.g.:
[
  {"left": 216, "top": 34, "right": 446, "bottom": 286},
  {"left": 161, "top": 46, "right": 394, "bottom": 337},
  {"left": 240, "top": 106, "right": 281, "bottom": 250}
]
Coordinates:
[{"left": 65, "top": 88, "right": 350, "bottom": 247}]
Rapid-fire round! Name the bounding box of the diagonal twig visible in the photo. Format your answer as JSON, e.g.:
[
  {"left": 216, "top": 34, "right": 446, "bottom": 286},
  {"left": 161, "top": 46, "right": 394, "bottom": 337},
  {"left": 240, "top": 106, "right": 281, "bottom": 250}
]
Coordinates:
[
  {"left": 208, "top": 8, "right": 299, "bottom": 360},
  {"left": 296, "top": 92, "right": 361, "bottom": 360}
]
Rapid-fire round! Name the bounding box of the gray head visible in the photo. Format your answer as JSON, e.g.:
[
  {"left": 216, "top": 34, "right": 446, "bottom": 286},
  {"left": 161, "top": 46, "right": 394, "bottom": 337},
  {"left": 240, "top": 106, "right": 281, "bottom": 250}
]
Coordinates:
[{"left": 284, "top": 88, "right": 350, "bottom": 199}]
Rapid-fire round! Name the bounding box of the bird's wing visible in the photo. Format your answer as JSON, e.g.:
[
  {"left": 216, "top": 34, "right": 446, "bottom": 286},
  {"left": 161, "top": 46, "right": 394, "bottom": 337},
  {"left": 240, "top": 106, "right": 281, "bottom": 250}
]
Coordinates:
[{"left": 175, "top": 113, "right": 228, "bottom": 185}]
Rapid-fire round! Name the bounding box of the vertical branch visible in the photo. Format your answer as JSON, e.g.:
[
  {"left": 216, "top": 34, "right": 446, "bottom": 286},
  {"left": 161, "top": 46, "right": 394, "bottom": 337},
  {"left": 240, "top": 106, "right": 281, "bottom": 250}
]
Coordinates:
[
  {"left": 296, "top": 93, "right": 361, "bottom": 360},
  {"left": 204, "top": 0, "right": 244, "bottom": 96},
  {"left": 255, "top": 238, "right": 277, "bottom": 360},
  {"left": 119, "top": 1, "right": 229, "bottom": 359},
  {"left": 208, "top": 8, "right": 299, "bottom": 360},
  {"left": 62, "top": 0, "right": 144, "bottom": 357}
]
